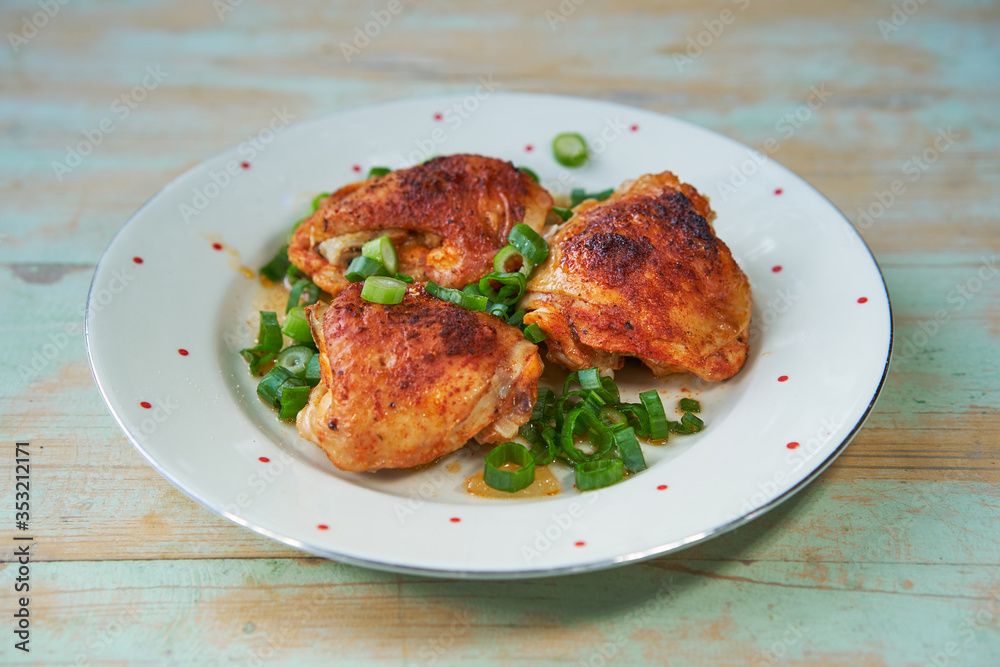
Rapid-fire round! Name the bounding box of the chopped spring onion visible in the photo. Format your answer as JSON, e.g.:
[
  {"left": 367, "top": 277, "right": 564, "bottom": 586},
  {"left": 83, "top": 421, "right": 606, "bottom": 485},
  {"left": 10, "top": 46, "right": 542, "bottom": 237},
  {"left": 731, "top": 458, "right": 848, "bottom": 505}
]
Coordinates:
[
  {"left": 523, "top": 323, "right": 546, "bottom": 343},
  {"left": 278, "top": 385, "right": 312, "bottom": 419},
  {"left": 367, "top": 166, "right": 391, "bottom": 178},
  {"left": 552, "top": 132, "right": 589, "bottom": 168},
  {"left": 304, "top": 352, "right": 321, "bottom": 387},
  {"left": 639, "top": 390, "right": 669, "bottom": 441},
  {"left": 463, "top": 282, "right": 482, "bottom": 296},
  {"left": 274, "top": 345, "right": 314, "bottom": 378},
  {"left": 287, "top": 277, "right": 319, "bottom": 313},
  {"left": 486, "top": 301, "right": 509, "bottom": 319},
  {"left": 599, "top": 406, "right": 629, "bottom": 430},
  {"left": 249, "top": 311, "right": 283, "bottom": 352},
  {"left": 681, "top": 412, "right": 705, "bottom": 433},
  {"left": 560, "top": 408, "right": 613, "bottom": 463},
  {"left": 575, "top": 459, "right": 623, "bottom": 491},
  {"left": 257, "top": 366, "right": 302, "bottom": 408},
  {"left": 614, "top": 426, "right": 647, "bottom": 473},
  {"left": 618, "top": 403, "right": 651, "bottom": 438},
  {"left": 259, "top": 245, "right": 291, "bottom": 282},
  {"left": 361, "top": 276, "right": 407, "bottom": 305},
  {"left": 362, "top": 235, "right": 399, "bottom": 274},
  {"left": 532, "top": 387, "right": 556, "bottom": 422},
  {"left": 395, "top": 273, "right": 414, "bottom": 283},
  {"left": 281, "top": 306, "right": 314, "bottom": 343},
  {"left": 551, "top": 206, "right": 573, "bottom": 222},
  {"left": 506, "top": 309, "right": 526, "bottom": 327},
  {"left": 518, "top": 166, "right": 540, "bottom": 182},
  {"left": 241, "top": 351, "right": 274, "bottom": 376},
  {"left": 570, "top": 188, "right": 614, "bottom": 207},
  {"left": 478, "top": 271, "right": 526, "bottom": 306},
  {"left": 345, "top": 255, "right": 386, "bottom": 283},
  {"left": 426, "top": 281, "right": 488, "bottom": 311},
  {"left": 493, "top": 244, "right": 535, "bottom": 276},
  {"left": 484, "top": 442, "right": 536, "bottom": 492},
  {"left": 508, "top": 223, "right": 550, "bottom": 264},
  {"left": 312, "top": 192, "right": 330, "bottom": 211},
  {"left": 679, "top": 398, "right": 701, "bottom": 413},
  {"left": 531, "top": 427, "right": 559, "bottom": 466}
]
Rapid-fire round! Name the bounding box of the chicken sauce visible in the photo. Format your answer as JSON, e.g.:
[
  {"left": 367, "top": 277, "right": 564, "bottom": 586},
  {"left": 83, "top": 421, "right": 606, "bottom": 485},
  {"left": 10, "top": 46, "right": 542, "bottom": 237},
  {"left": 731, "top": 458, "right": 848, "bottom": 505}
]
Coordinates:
[{"left": 465, "top": 463, "right": 561, "bottom": 499}]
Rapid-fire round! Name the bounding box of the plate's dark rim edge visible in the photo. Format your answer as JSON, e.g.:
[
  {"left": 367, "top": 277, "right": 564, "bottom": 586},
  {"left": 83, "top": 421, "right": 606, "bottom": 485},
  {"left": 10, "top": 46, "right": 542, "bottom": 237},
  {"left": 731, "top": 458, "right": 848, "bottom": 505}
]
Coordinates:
[{"left": 84, "top": 92, "right": 894, "bottom": 580}]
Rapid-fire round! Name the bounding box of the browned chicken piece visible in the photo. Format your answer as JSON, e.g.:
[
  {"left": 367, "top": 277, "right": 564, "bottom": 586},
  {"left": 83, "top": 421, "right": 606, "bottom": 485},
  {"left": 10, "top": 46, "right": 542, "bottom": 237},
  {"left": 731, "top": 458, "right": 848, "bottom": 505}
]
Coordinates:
[
  {"left": 289, "top": 154, "right": 552, "bottom": 296},
  {"left": 297, "top": 283, "right": 544, "bottom": 472},
  {"left": 521, "top": 171, "right": 752, "bottom": 382}
]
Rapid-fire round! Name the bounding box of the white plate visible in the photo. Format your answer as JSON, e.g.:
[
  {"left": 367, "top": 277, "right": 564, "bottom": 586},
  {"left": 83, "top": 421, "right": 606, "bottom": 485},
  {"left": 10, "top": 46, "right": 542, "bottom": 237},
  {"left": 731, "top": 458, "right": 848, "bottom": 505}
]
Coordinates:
[{"left": 86, "top": 93, "right": 891, "bottom": 578}]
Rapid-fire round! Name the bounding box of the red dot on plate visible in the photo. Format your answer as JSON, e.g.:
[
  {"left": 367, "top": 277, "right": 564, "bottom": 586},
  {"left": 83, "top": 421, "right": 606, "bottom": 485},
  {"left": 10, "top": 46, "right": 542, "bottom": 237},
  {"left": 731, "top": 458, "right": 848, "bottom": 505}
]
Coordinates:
[
  {"left": 449, "top": 517, "right": 461, "bottom": 523},
  {"left": 630, "top": 124, "right": 639, "bottom": 132},
  {"left": 858, "top": 297, "right": 868, "bottom": 304},
  {"left": 772, "top": 265, "right": 782, "bottom": 273},
  {"left": 317, "top": 524, "right": 329, "bottom": 530},
  {"left": 352, "top": 165, "right": 361, "bottom": 173},
  {"left": 240, "top": 162, "right": 250, "bottom": 169},
  {"left": 132, "top": 257, "right": 144, "bottom": 264},
  {"left": 211, "top": 242, "right": 223, "bottom": 251},
  {"left": 433, "top": 112, "right": 443, "bottom": 121},
  {"left": 786, "top": 442, "right": 800, "bottom": 450},
  {"left": 657, "top": 484, "right": 668, "bottom": 490},
  {"left": 574, "top": 541, "right": 586, "bottom": 547},
  {"left": 778, "top": 375, "right": 789, "bottom": 382},
  {"left": 774, "top": 188, "right": 783, "bottom": 195},
  {"left": 258, "top": 456, "right": 270, "bottom": 462},
  {"left": 177, "top": 348, "right": 189, "bottom": 356},
  {"left": 525, "top": 144, "right": 534, "bottom": 152},
  {"left": 140, "top": 401, "right": 151, "bottom": 409}
]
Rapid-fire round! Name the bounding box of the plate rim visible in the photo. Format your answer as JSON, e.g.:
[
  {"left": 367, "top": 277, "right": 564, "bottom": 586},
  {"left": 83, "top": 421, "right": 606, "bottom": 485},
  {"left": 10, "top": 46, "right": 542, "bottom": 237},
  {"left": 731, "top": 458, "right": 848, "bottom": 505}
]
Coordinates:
[{"left": 85, "top": 92, "right": 894, "bottom": 579}]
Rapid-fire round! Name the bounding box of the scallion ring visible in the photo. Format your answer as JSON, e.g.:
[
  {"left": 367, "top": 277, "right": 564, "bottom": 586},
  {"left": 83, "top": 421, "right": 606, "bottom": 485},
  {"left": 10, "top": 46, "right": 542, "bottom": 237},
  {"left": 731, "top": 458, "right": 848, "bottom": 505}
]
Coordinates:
[
  {"left": 477, "top": 271, "right": 526, "bottom": 306},
  {"left": 639, "top": 389, "right": 670, "bottom": 441},
  {"left": 257, "top": 366, "right": 302, "bottom": 408},
  {"left": 278, "top": 385, "right": 312, "bottom": 419},
  {"left": 552, "top": 132, "right": 589, "bottom": 168},
  {"left": 274, "top": 345, "right": 314, "bottom": 378},
  {"left": 523, "top": 323, "right": 546, "bottom": 343},
  {"left": 345, "top": 255, "right": 386, "bottom": 283},
  {"left": 304, "top": 353, "right": 321, "bottom": 387},
  {"left": 614, "top": 426, "right": 647, "bottom": 473},
  {"left": 560, "top": 408, "right": 613, "bottom": 463},
  {"left": 575, "top": 459, "right": 623, "bottom": 491},
  {"left": 367, "top": 166, "right": 391, "bottom": 178},
  {"left": 518, "top": 166, "right": 540, "bottom": 182},
  {"left": 551, "top": 206, "right": 573, "bottom": 222},
  {"left": 361, "top": 276, "right": 407, "bottom": 305},
  {"left": 679, "top": 398, "right": 701, "bottom": 413},
  {"left": 281, "top": 307, "right": 314, "bottom": 343},
  {"left": 425, "top": 281, "right": 488, "bottom": 311},
  {"left": 508, "top": 223, "right": 550, "bottom": 264},
  {"left": 493, "top": 244, "right": 534, "bottom": 276},
  {"left": 361, "top": 235, "right": 399, "bottom": 275},
  {"left": 483, "top": 442, "right": 536, "bottom": 493}
]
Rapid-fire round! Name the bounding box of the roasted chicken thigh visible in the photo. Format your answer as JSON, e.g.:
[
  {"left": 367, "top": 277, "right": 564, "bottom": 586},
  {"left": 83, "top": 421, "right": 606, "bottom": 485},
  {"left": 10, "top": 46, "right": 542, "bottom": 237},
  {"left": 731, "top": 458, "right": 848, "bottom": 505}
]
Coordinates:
[
  {"left": 298, "top": 283, "right": 544, "bottom": 472},
  {"left": 289, "top": 154, "right": 552, "bottom": 297},
  {"left": 521, "top": 171, "right": 752, "bottom": 382}
]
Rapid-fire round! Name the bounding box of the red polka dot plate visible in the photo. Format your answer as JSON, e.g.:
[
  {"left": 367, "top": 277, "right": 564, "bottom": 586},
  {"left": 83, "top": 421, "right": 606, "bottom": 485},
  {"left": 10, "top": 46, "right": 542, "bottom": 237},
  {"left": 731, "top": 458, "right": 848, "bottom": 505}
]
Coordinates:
[{"left": 86, "top": 94, "right": 891, "bottom": 578}]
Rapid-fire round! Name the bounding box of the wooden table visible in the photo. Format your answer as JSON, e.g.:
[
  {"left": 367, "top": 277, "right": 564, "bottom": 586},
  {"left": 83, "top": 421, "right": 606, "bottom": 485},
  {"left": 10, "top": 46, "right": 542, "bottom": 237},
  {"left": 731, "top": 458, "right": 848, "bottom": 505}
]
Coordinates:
[{"left": 3, "top": 0, "right": 998, "bottom": 664}]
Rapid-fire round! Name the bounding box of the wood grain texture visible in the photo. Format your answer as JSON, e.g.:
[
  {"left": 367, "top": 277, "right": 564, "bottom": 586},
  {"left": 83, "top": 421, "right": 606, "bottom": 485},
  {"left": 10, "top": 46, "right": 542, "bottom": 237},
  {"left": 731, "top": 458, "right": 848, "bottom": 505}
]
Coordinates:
[{"left": 1, "top": 0, "right": 998, "bottom": 664}]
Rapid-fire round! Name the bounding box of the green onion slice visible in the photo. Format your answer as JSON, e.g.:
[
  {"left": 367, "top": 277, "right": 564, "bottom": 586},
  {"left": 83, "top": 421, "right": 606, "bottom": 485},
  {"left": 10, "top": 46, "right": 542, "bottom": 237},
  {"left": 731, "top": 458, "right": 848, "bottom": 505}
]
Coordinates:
[
  {"left": 639, "top": 390, "right": 670, "bottom": 441},
  {"left": 478, "top": 271, "right": 526, "bottom": 306},
  {"left": 551, "top": 206, "right": 573, "bottom": 222},
  {"left": 679, "top": 398, "right": 701, "bottom": 413},
  {"left": 560, "top": 408, "right": 613, "bottom": 463},
  {"left": 274, "top": 345, "right": 314, "bottom": 378},
  {"left": 486, "top": 301, "right": 509, "bottom": 319},
  {"left": 614, "top": 426, "right": 647, "bottom": 473},
  {"left": 257, "top": 366, "right": 301, "bottom": 407},
  {"left": 394, "top": 273, "right": 414, "bottom": 283},
  {"left": 532, "top": 387, "right": 556, "bottom": 422},
  {"left": 599, "top": 406, "right": 628, "bottom": 430},
  {"left": 518, "top": 166, "right": 540, "bottom": 182},
  {"left": 484, "top": 442, "right": 536, "bottom": 493},
  {"left": 367, "top": 166, "right": 391, "bottom": 178},
  {"left": 570, "top": 188, "right": 614, "bottom": 207},
  {"left": 311, "top": 193, "right": 330, "bottom": 212},
  {"left": 506, "top": 309, "right": 526, "bottom": 327},
  {"left": 361, "top": 276, "right": 406, "bottom": 305},
  {"left": 552, "top": 132, "right": 589, "bottom": 168},
  {"left": 530, "top": 427, "right": 559, "bottom": 466},
  {"left": 362, "top": 235, "right": 399, "bottom": 275},
  {"left": 281, "top": 306, "right": 314, "bottom": 343},
  {"left": 426, "top": 281, "right": 488, "bottom": 311},
  {"left": 260, "top": 245, "right": 291, "bottom": 282},
  {"left": 463, "top": 282, "right": 483, "bottom": 296},
  {"left": 304, "top": 353, "right": 321, "bottom": 387},
  {"left": 286, "top": 278, "right": 312, "bottom": 313},
  {"left": 241, "top": 350, "right": 275, "bottom": 376},
  {"left": 575, "top": 459, "right": 623, "bottom": 491},
  {"left": 681, "top": 412, "right": 704, "bottom": 433},
  {"left": 345, "top": 255, "right": 386, "bottom": 283},
  {"left": 278, "top": 385, "right": 312, "bottom": 419},
  {"left": 618, "top": 403, "right": 651, "bottom": 438},
  {"left": 523, "top": 323, "right": 546, "bottom": 343},
  {"left": 251, "top": 311, "right": 283, "bottom": 352},
  {"left": 493, "top": 244, "right": 535, "bottom": 276},
  {"left": 508, "top": 223, "right": 549, "bottom": 264}
]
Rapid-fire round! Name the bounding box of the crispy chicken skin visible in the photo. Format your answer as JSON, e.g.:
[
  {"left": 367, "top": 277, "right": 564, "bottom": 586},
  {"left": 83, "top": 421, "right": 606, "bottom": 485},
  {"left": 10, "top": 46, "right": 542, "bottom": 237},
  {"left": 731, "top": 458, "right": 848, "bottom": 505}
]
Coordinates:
[
  {"left": 289, "top": 154, "right": 552, "bottom": 296},
  {"left": 521, "top": 171, "right": 752, "bottom": 382},
  {"left": 297, "top": 283, "right": 544, "bottom": 472}
]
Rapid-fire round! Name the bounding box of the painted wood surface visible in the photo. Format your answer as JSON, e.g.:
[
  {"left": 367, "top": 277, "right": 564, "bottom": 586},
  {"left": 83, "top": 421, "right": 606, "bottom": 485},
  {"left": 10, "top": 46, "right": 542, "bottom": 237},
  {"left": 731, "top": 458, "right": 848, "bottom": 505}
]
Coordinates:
[{"left": 1, "top": 0, "right": 998, "bottom": 664}]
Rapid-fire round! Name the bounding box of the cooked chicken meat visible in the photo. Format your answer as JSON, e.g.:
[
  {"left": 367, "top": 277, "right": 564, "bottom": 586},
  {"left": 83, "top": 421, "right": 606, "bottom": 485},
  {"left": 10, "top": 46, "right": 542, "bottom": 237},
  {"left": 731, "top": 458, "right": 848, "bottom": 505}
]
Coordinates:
[
  {"left": 521, "top": 171, "right": 752, "bottom": 382},
  {"left": 298, "top": 283, "right": 544, "bottom": 472},
  {"left": 289, "top": 154, "right": 552, "bottom": 296}
]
